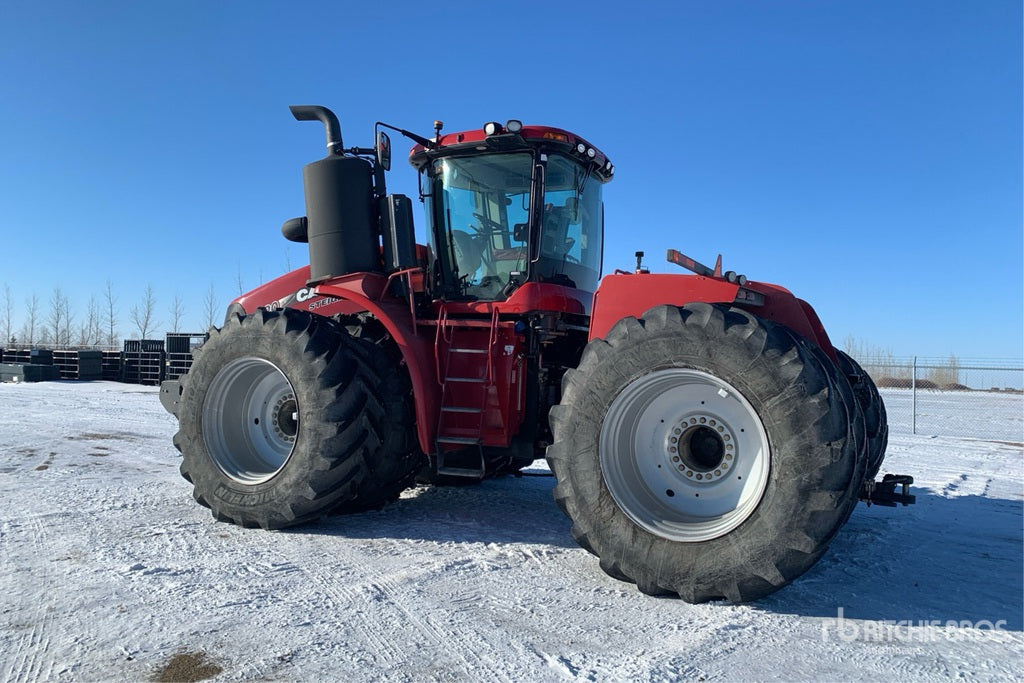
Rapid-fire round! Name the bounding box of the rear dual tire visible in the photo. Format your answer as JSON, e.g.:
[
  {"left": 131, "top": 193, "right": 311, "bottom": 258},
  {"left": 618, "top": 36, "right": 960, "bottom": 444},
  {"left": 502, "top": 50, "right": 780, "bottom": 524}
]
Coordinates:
[
  {"left": 547, "top": 303, "right": 863, "bottom": 602},
  {"left": 836, "top": 350, "right": 888, "bottom": 480}
]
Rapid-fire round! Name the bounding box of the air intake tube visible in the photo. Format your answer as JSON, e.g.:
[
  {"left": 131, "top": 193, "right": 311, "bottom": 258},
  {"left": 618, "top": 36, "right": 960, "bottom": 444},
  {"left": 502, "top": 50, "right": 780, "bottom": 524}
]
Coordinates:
[{"left": 290, "top": 105, "right": 381, "bottom": 283}]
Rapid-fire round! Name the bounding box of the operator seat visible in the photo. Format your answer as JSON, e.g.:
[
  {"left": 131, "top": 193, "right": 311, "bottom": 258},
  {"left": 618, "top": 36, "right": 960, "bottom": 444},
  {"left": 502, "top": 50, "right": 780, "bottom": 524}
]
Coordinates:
[
  {"left": 541, "top": 203, "right": 571, "bottom": 258},
  {"left": 451, "top": 229, "right": 483, "bottom": 279}
]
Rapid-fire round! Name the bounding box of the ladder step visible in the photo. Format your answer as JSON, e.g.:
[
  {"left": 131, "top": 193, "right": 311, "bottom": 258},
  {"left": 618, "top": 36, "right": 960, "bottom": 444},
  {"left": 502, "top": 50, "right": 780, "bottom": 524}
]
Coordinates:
[
  {"left": 436, "top": 465, "right": 485, "bottom": 478},
  {"left": 446, "top": 376, "right": 486, "bottom": 383},
  {"left": 441, "top": 406, "right": 483, "bottom": 414},
  {"left": 435, "top": 444, "right": 486, "bottom": 478},
  {"left": 437, "top": 436, "right": 482, "bottom": 445},
  {"left": 449, "top": 347, "right": 488, "bottom": 354}
]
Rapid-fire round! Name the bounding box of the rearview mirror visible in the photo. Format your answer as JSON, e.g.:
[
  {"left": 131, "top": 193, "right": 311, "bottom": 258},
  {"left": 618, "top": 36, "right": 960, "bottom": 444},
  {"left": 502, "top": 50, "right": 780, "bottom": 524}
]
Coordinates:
[{"left": 376, "top": 131, "right": 391, "bottom": 171}]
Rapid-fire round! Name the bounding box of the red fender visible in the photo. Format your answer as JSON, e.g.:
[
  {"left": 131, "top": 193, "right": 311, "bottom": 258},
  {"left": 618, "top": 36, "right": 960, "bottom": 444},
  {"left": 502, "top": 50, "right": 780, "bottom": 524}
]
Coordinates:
[
  {"left": 589, "top": 273, "right": 836, "bottom": 361},
  {"left": 313, "top": 274, "right": 440, "bottom": 455},
  {"left": 232, "top": 267, "right": 441, "bottom": 454}
]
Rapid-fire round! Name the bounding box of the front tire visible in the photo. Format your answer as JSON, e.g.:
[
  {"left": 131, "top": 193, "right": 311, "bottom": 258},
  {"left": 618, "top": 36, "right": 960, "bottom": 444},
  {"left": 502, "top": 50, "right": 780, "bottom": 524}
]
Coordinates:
[
  {"left": 546, "top": 303, "right": 861, "bottom": 602},
  {"left": 176, "top": 308, "right": 400, "bottom": 529}
]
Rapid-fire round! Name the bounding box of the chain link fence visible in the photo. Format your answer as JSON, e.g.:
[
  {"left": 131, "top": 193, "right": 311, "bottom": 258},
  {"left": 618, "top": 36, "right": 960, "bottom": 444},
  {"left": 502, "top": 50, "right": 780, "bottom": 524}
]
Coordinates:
[{"left": 854, "top": 357, "right": 1023, "bottom": 442}]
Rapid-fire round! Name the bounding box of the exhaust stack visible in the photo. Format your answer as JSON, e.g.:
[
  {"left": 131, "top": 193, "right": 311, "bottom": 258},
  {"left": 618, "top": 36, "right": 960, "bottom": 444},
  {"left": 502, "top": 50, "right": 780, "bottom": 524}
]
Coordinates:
[
  {"left": 290, "top": 104, "right": 380, "bottom": 283},
  {"left": 289, "top": 105, "right": 344, "bottom": 156}
]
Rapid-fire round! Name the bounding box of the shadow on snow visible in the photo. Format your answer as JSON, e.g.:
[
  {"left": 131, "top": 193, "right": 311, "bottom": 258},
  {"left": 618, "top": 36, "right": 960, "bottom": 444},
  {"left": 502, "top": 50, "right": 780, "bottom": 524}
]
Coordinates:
[
  {"left": 293, "top": 474, "right": 1023, "bottom": 630},
  {"left": 764, "top": 491, "right": 1023, "bottom": 631}
]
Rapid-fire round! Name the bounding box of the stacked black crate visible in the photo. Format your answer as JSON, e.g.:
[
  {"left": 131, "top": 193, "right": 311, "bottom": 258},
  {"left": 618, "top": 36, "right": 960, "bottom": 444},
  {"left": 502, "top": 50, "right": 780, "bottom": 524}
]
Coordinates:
[
  {"left": 123, "top": 339, "right": 165, "bottom": 385},
  {"left": 53, "top": 350, "right": 75, "bottom": 379},
  {"left": 165, "top": 333, "right": 207, "bottom": 380},
  {"left": 76, "top": 350, "right": 103, "bottom": 380},
  {"left": 0, "top": 347, "right": 60, "bottom": 382},
  {"left": 4, "top": 349, "right": 31, "bottom": 364},
  {"left": 53, "top": 350, "right": 104, "bottom": 380},
  {"left": 0, "top": 363, "right": 60, "bottom": 382},
  {"left": 30, "top": 349, "right": 53, "bottom": 365},
  {"left": 102, "top": 351, "right": 122, "bottom": 381}
]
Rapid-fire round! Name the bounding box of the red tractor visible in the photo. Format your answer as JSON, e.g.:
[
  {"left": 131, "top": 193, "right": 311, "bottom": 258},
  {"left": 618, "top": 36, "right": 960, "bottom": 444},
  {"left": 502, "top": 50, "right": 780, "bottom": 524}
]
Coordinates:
[{"left": 161, "top": 105, "right": 911, "bottom": 603}]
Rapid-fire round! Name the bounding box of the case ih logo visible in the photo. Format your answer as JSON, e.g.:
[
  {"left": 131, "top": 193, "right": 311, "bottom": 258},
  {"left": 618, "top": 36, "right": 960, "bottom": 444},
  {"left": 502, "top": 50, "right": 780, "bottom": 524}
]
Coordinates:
[{"left": 294, "top": 288, "right": 339, "bottom": 310}]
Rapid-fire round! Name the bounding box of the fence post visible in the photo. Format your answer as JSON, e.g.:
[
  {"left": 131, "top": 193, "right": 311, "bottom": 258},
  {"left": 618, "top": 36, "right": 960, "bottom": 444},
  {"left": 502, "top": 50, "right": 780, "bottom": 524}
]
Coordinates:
[{"left": 912, "top": 356, "right": 917, "bottom": 435}]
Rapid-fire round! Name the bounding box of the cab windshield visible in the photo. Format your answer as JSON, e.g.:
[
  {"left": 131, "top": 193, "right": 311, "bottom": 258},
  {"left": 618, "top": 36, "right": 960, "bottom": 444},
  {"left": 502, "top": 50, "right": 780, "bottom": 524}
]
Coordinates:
[
  {"left": 426, "top": 153, "right": 533, "bottom": 299},
  {"left": 423, "top": 151, "right": 603, "bottom": 300}
]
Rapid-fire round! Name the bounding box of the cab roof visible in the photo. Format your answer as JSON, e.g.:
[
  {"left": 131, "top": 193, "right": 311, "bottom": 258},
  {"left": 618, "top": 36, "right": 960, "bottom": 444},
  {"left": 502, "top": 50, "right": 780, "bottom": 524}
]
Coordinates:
[{"left": 408, "top": 123, "right": 614, "bottom": 182}]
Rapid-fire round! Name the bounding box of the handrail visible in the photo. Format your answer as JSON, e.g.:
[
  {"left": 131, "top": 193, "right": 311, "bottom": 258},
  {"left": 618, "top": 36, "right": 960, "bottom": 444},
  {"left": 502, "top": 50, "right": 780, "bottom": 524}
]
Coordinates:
[
  {"left": 378, "top": 266, "right": 424, "bottom": 336},
  {"left": 433, "top": 305, "right": 448, "bottom": 386},
  {"left": 486, "top": 306, "right": 499, "bottom": 384}
]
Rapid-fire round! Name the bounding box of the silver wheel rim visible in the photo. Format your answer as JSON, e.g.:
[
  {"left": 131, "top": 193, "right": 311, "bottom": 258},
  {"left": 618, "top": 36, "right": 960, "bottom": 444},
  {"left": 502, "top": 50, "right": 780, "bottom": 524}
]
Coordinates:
[
  {"left": 202, "top": 357, "right": 298, "bottom": 485},
  {"left": 600, "top": 368, "right": 770, "bottom": 542}
]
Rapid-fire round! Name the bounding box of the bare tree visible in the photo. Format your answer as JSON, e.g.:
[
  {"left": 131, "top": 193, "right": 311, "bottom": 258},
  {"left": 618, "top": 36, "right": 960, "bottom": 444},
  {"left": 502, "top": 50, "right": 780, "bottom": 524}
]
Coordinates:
[
  {"left": 22, "top": 293, "right": 39, "bottom": 345},
  {"left": 104, "top": 279, "right": 118, "bottom": 348},
  {"left": 2, "top": 283, "right": 12, "bottom": 345},
  {"left": 129, "top": 284, "right": 159, "bottom": 339},
  {"left": 203, "top": 283, "right": 219, "bottom": 330},
  {"left": 236, "top": 263, "right": 245, "bottom": 297},
  {"left": 59, "top": 292, "right": 74, "bottom": 346},
  {"left": 47, "top": 287, "right": 74, "bottom": 347},
  {"left": 77, "top": 296, "right": 103, "bottom": 346},
  {"left": 168, "top": 294, "right": 185, "bottom": 333}
]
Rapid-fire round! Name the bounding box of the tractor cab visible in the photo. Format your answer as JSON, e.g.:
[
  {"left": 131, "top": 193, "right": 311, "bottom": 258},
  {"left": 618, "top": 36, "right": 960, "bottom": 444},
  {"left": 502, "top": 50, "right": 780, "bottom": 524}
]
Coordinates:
[{"left": 408, "top": 123, "right": 613, "bottom": 304}]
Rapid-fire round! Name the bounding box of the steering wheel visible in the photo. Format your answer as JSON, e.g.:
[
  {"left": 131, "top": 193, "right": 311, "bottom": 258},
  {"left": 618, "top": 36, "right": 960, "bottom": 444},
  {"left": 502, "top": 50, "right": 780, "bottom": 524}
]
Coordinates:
[{"left": 472, "top": 212, "right": 505, "bottom": 235}]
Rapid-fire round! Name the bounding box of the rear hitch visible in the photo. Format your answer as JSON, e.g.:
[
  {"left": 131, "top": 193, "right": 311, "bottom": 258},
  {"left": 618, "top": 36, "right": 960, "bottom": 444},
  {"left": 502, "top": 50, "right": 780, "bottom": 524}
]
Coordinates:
[{"left": 860, "top": 474, "right": 916, "bottom": 507}]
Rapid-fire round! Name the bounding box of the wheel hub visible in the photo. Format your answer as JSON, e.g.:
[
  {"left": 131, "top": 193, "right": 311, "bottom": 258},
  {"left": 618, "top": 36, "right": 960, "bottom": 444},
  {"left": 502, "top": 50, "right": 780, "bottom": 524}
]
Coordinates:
[
  {"left": 666, "top": 413, "right": 735, "bottom": 483},
  {"left": 600, "top": 368, "right": 771, "bottom": 542},
  {"left": 273, "top": 396, "right": 298, "bottom": 441},
  {"left": 202, "top": 357, "right": 299, "bottom": 485}
]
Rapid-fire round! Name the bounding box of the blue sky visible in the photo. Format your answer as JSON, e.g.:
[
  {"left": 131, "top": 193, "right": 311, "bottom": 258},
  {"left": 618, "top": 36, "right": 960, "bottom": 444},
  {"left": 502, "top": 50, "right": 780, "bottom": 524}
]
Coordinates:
[{"left": 1, "top": 1, "right": 1020, "bottom": 359}]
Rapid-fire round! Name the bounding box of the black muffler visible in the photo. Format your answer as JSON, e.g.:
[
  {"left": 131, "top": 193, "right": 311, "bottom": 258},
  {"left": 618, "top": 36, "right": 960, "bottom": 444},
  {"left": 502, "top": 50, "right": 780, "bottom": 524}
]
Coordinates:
[{"left": 290, "top": 105, "right": 381, "bottom": 283}]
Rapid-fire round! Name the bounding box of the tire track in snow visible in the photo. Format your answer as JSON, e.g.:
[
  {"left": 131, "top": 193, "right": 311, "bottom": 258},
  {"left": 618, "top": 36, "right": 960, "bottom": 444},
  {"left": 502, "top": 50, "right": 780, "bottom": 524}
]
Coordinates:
[
  {"left": 263, "top": 547, "right": 398, "bottom": 666},
  {"left": 271, "top": 538, "right": 512, "bottom": 681},
  {"left": 365, "top": 557, "right": 515, "bottom": 681},
  {"left": 2, "top": 513, "right": 56, "bottom": 683}
]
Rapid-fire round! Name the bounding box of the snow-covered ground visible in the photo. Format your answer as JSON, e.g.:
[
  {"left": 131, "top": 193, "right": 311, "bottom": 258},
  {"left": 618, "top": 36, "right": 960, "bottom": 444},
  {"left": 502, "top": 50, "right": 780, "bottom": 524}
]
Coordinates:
[
  {"left": 1, "top": 381, "right": 1021, "bottom": 682},
  {"left": 880, "top": 387, "right": 1024, "bottom": 442}
]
